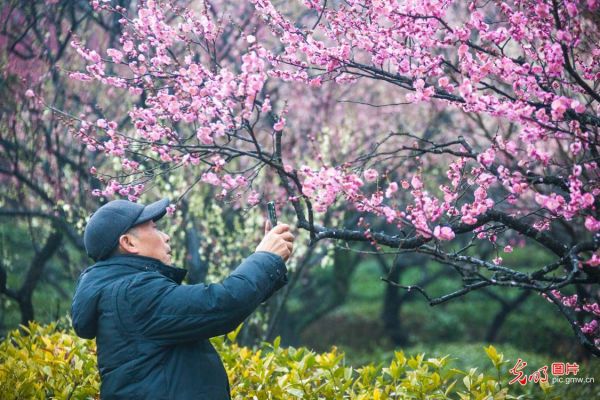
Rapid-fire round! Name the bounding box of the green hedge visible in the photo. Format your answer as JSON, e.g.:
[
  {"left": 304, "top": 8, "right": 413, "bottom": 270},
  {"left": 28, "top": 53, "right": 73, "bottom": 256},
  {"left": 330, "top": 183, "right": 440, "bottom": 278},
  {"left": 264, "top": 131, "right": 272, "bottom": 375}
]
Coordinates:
[{"left": 1, "top": 321, "right": 554, "bottom": 399}]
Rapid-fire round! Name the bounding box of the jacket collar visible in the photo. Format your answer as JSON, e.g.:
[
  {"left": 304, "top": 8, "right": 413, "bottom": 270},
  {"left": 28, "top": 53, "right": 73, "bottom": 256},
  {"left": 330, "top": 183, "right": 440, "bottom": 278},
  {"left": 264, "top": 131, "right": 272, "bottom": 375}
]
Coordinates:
[{"left": 92, "top": 254, "right": 187, "bottom": 284}]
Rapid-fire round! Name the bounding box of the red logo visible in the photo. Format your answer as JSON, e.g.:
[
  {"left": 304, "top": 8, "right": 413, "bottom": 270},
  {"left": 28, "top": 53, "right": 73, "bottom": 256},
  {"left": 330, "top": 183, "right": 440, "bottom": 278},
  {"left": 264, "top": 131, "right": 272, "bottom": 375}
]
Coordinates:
[{"left": 509, "top": 359, "right": 579, "bottom": 385}]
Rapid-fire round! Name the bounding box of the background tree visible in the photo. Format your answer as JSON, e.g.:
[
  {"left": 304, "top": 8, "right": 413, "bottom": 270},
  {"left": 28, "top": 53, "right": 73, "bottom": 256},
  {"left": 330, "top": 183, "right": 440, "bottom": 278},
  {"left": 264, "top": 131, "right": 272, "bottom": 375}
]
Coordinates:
[{"left": 0, "top": 0, "right": 104, "bottom": 327}]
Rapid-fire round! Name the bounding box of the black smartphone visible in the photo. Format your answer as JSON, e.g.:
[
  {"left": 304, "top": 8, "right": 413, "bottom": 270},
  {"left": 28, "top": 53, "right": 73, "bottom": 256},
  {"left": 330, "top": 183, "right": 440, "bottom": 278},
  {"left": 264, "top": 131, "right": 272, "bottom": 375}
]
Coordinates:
[{"left": 267, "top": 201, "right": 277, "bottom": 227}]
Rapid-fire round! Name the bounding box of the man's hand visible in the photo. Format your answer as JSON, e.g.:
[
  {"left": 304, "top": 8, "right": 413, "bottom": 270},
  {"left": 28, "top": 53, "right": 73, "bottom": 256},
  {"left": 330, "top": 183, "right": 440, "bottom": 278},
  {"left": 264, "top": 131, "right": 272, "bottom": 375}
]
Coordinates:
[{"left": 255, "top": 220, "right": 295, "bottom": 262}]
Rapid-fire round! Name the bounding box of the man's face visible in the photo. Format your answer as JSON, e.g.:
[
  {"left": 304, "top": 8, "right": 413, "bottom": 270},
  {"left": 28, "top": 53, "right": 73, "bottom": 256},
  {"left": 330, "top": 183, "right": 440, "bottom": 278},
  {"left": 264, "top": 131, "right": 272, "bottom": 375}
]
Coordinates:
[{"left": 125, "top": 220, "right": 172, "bottom": 265}]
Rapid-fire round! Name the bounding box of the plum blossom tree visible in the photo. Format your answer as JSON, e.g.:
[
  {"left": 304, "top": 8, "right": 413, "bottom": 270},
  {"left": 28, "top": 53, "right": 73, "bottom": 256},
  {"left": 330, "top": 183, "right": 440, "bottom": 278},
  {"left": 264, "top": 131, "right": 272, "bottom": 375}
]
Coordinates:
[{"left": 66, "top": 0, "right": 600, "bottom": 355}]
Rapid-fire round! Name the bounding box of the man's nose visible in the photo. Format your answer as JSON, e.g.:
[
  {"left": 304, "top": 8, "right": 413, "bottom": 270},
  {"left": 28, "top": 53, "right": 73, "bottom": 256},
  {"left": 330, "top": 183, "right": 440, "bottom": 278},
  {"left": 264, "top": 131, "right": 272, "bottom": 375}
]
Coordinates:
[{"left": 162, "top": 231, "right": 170, "bottom": 242}]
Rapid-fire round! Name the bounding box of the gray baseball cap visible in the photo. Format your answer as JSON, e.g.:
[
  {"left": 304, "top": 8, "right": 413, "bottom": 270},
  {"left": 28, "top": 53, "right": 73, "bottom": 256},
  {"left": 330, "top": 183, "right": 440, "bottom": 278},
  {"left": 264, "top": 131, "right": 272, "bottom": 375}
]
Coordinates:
[{"left": 84, "top": 198, "right": 170, "bottom": 261}]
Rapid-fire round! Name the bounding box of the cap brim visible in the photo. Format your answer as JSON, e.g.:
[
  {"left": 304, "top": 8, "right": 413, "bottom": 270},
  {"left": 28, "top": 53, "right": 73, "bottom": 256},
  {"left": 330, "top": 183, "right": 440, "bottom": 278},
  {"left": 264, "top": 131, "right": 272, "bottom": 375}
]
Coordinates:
[{"left": 133, "top": 198, "right": 170, "bottom": 226}]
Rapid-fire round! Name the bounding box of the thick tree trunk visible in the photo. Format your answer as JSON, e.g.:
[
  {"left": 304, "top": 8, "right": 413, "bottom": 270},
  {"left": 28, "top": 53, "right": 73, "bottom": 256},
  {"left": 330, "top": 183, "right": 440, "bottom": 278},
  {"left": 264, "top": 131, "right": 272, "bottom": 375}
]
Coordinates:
[
  {"left": 381, "top": 258, "right": 408, "bottom": 346},
  {"left": 184, "top": 222, "right": 209, "bottom": 284},
  {"left": 0, "top": 229, "right": 63, "bottom": 326},
  {"left": 18, "top": 298, "right": 35, "bottom": 326}
]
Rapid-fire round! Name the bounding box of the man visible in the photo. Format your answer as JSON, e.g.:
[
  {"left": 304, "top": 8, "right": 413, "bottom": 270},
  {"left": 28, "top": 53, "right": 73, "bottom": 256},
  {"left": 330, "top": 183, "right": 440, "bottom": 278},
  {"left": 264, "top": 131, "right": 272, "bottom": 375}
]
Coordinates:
[{"left": 71, "top": 198, "right": 294, "bottom": 399}]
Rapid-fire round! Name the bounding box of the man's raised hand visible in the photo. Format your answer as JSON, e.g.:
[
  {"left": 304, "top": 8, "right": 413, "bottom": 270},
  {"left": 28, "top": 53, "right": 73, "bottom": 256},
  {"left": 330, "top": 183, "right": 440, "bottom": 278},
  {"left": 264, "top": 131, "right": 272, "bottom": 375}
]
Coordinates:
[{"left": 256, "top": 221, "right": 295, "bottom": 262}]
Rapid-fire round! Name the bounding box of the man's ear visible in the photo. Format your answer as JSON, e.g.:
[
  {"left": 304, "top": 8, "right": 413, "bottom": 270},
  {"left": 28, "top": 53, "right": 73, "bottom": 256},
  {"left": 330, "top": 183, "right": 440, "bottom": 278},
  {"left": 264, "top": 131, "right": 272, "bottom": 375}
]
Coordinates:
[{"left": 117, "top": 233, "right": 138, "bottom": 254}]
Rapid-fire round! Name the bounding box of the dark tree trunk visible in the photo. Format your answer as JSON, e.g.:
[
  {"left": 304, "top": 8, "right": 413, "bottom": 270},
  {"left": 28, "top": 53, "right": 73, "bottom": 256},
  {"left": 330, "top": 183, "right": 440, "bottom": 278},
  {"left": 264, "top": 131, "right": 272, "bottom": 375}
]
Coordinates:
[
  {"left": 184, "top": 222, "right": 209, "bottom": 284},
  {"left": 380, "top": 257, "right": 408, "bottom": 346},
  {"left": 18, "top": 298, "right": 35, "bottom": 326},
  {"left": 0, "top": 229, "right": 62, "bottom": 325},
  {"left": 485, "top": 291, "right": 531, "bottom": 342},
  {"left": 178, "top": 199, "right": 209, "bottom": 284}
]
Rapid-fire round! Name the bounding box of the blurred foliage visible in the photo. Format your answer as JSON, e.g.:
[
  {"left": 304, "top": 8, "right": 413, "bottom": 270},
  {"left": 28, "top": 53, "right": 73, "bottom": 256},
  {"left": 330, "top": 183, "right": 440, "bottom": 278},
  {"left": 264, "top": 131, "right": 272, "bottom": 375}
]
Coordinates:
[
  {"left": 300, "top": 245, "right": 583, "bottom": 358},
  {"left": 0, "top": 321, "right": 563, "bottom": 400},
  {"left": 0, "top": 221, "right": 83, "bottom": 335}
]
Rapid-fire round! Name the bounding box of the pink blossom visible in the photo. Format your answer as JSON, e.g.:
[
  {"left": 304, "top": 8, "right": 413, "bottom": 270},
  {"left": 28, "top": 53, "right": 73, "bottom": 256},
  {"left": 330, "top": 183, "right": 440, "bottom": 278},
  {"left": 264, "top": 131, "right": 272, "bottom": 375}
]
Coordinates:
[
  {"left": 273, "top": 118, "right": 285, "bottom": 131},
  {"left": 107, "top": 48, "right": 124, "bottom": 62},
  {"left": 411, "top": 175, "right": 423, "bottom": 190},
  {"left": 247, "top": 190, "right": 260, "bottom": 206},
  {"left": 123, "top": 40, "right": 134, "bottom": 53},
  {"left": 261, "top": 97, "right": 271, "bottom": 113},
  {"left": 196, "top": 127, "right": 213, "bottom": 144},
  {"left": 166, "top": 204, "right": 177, "bottom": 216},
  {"left": 585, "top": 216, "right": 600, "bottom": 232},
  {"left": 69, "top": 72, "right": 93, "bottom": 81},
  {"left": 369, "top": 192, "right": 383, "bottom": 207},
  {"left": 504, "top": 245, "right": 513, "bottom": 253},
  {"left": 535, "top": 193, "right": 566, "bottom": 213},
  {"left": 582, "top": 320, "right": 599, "bottom": 335},
  {"left": 364, "top": 169, "right": 378, "bottom": 182},
  {"left": 406, "top": 78, "right": 434, "bottom": 102},
  {"left": 385, "top": 182, "right": 398, "bottom": 198},
  {"left": 461, "top": 214, "right": 477, "bottom": 224},
  {"left": 551, "top": 96, "right": 570, "bottom": 119},
  {"left": 201, "top": 172, "right": 221, "bottom": 186},
  {"left": 477, "top": 148, "right": 495, "bottom": 167},
  {"left": 381, "top": 206, "right": 397, "bottom": 223},
  {"left": 433, "top": 225, "right": 455, "bottom": 241},
  {"left": 211, "top": 155, "right": 226, "bottom": 170},
  {"left": 583, "top": 302, "right": 600, "bottom": 316},
  {"left": 571, "top": 99, "right": 586, "bottom": 113},
  {"left": 585, "top": 254, "right": 600, "bottom": 267},
  {"left": 569, "top": 141, "right": 582, "bottom": 155},
  {"left": 309, "top": 77, "right": 322, "bottom": 87},
  {"left": 25, "top": 89, "right": 35, "bottom": 98},
  {"left": 459, "top": 79, "right": 473, "bottom": 98},
  {"left": 221, "top": 174, "right": 240, "bottom": 190}
]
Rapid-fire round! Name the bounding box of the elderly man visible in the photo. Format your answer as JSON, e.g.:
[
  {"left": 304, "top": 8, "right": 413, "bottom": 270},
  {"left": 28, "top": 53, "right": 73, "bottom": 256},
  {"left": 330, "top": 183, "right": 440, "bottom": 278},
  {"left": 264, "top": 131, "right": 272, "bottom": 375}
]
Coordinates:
[{"left": 71, "top": 198, "right": 294, "bottom": 399}]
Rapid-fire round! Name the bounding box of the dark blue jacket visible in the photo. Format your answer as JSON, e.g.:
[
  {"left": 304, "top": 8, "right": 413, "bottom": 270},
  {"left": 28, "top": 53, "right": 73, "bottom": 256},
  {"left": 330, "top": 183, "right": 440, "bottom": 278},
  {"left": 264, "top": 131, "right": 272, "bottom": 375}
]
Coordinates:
[{"left": 71, "top": 251, "right": 287, "bottom": 399}]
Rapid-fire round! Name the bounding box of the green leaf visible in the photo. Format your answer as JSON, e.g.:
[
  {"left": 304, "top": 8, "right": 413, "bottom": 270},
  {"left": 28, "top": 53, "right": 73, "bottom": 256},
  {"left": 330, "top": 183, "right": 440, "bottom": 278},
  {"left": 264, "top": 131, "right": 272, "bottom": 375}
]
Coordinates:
[
  {"left": 227, "top": 323, "right": 243, "bottom": 342},
  {"left": 285, "top": 387, "right": 305, "bottom": 398}
]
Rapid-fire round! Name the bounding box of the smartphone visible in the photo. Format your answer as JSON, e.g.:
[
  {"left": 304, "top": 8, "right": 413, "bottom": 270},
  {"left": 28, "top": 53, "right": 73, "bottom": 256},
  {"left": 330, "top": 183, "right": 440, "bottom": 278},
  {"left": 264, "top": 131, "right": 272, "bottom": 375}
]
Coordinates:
[{"left": 267, "top": 201, "right": 277, "bottom": 227}]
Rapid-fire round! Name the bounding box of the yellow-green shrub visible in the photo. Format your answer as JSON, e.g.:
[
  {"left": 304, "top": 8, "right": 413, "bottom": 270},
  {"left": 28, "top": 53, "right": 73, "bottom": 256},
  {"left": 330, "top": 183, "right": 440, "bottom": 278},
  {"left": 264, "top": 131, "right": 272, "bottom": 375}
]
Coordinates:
[
  {"left": 0, "top": 322, "right": 99, "bottom": 399},
  {"left": 217, "top": 326, "right": 524, "bottom": 400},
  {"left": 1, "top": 321, "right": 548, "bottom": 399}
]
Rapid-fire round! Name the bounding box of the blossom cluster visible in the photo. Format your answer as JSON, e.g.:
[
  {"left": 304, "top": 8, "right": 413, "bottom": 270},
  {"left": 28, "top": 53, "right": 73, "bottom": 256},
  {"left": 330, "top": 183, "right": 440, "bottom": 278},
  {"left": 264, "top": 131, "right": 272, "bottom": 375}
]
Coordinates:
[
  {"left": 543, "top": 289, "right": 600, "bottom": 348},
  {"left": 250, "top": 0, "right": 599, "bottom": 235},
  {"left": 70, "top": 0, "right": 276, "bottom": 203}
]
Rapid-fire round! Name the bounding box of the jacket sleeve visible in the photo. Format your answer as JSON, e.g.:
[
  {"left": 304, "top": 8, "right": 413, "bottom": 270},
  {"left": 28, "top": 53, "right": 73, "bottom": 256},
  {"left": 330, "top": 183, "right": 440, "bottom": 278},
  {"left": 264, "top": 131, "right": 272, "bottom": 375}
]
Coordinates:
[{"left": 118, "top": 251, "right": 287, "bottom": 344}]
